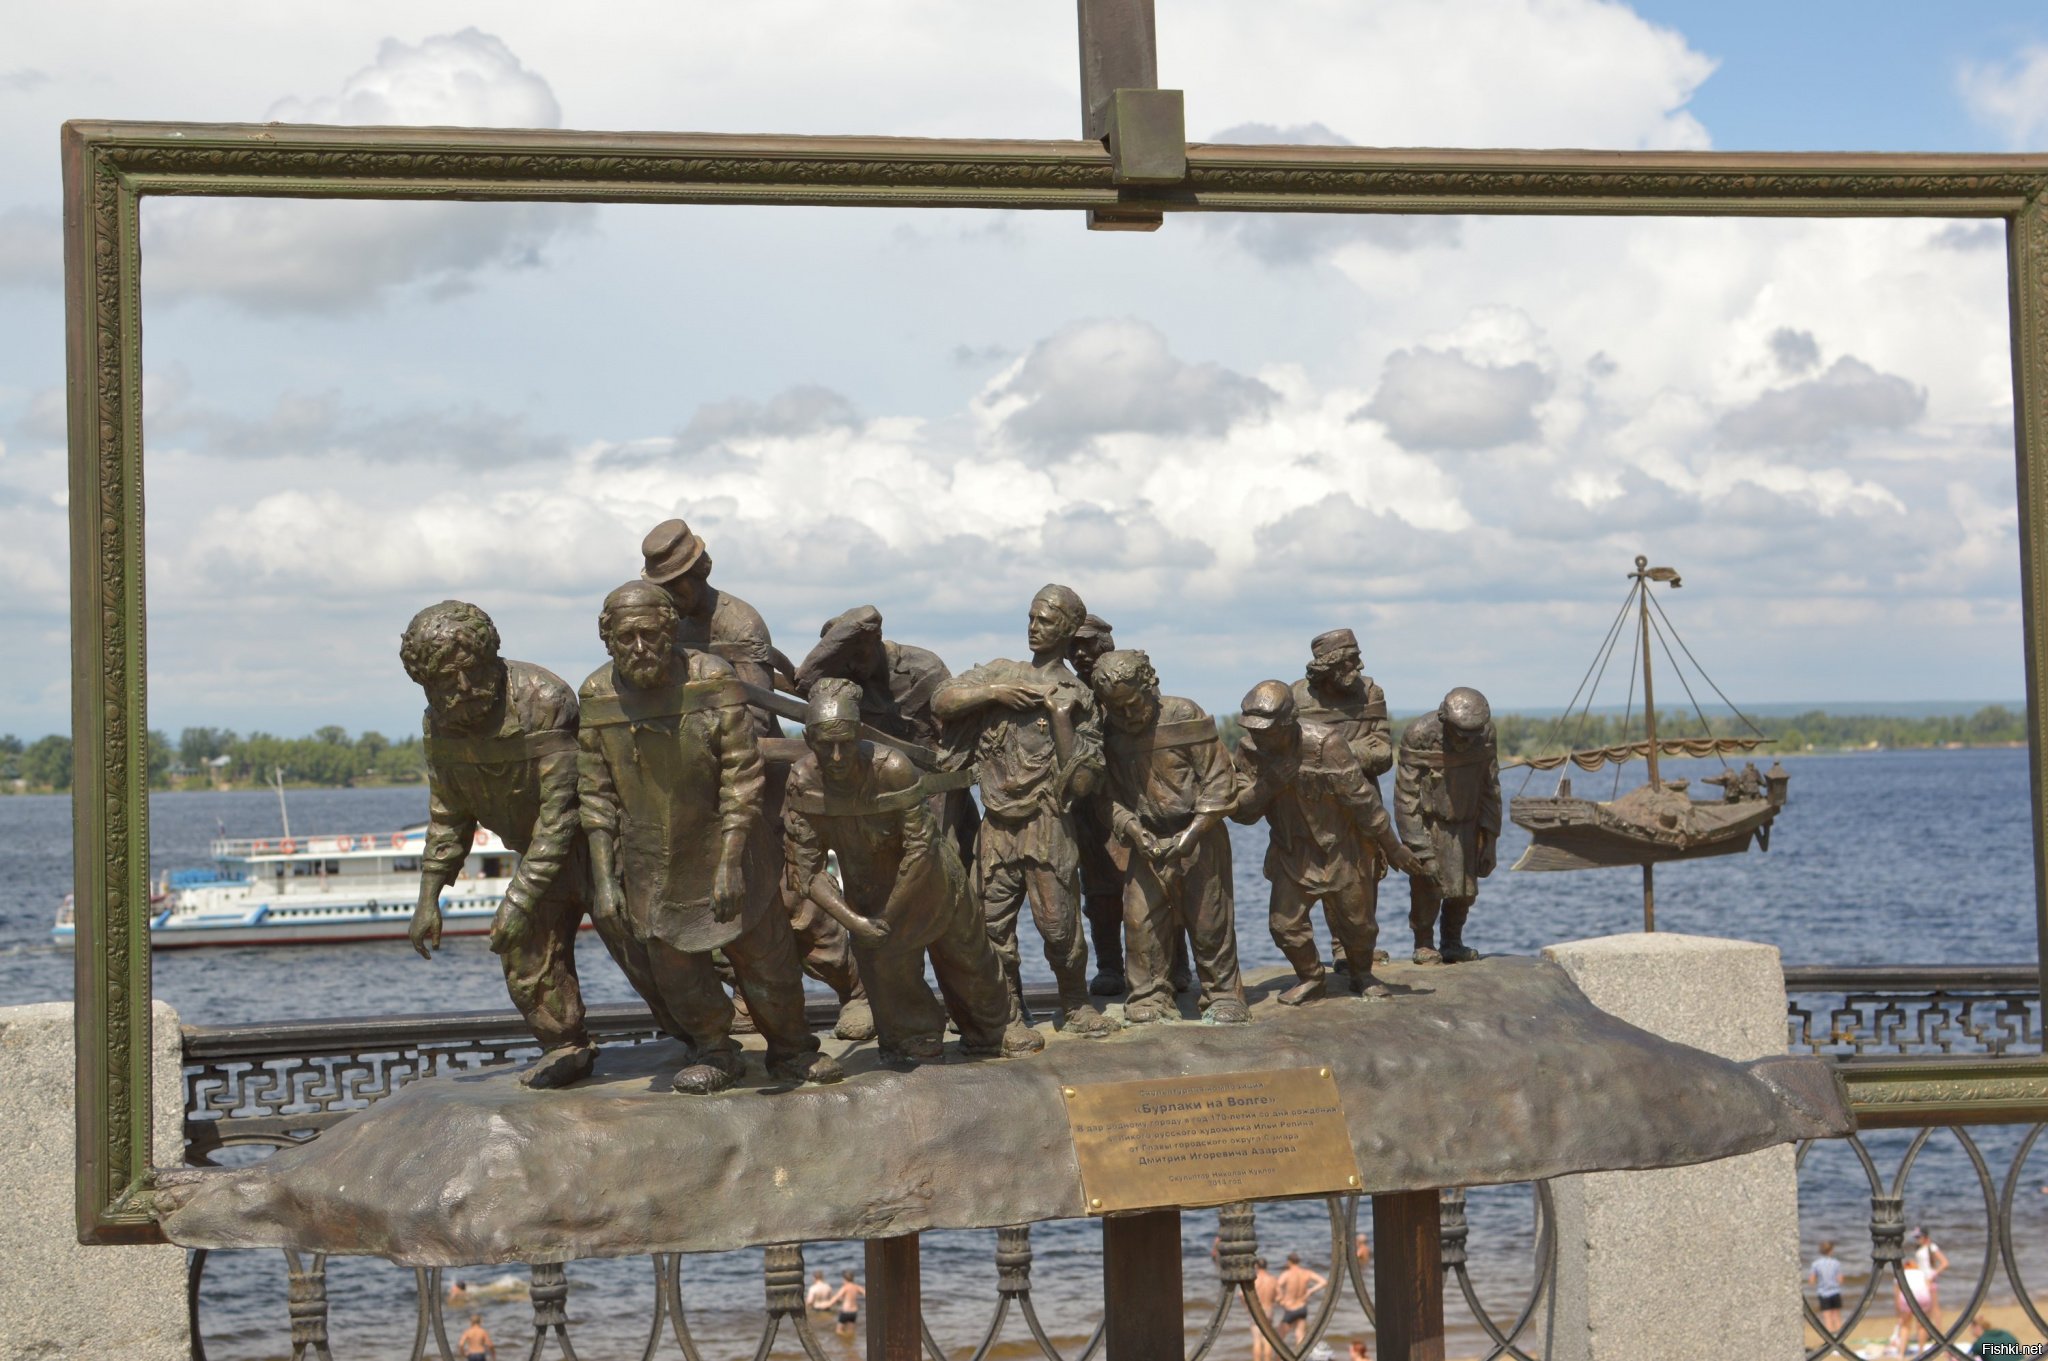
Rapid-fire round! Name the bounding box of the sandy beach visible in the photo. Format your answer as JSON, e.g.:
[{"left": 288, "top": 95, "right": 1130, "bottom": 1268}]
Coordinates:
[{"left": 1803, "top": 1298, "right": 2045, "bottom": 1357}]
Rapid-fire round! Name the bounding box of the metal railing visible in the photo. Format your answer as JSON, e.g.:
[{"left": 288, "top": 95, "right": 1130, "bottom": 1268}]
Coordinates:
[{"left": 178, "top": 966, "right": 2048, "bottom": 1361}]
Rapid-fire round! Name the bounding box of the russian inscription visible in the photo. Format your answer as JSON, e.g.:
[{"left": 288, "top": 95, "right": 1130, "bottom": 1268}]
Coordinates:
[{"left": 1062, "top": 1066, "right": 1362, "bottom": 1213}]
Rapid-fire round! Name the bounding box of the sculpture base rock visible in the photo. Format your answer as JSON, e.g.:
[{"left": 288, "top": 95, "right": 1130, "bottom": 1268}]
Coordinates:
[{"left": 155, "top": 955, "right": 1849, "bottom": 1265}]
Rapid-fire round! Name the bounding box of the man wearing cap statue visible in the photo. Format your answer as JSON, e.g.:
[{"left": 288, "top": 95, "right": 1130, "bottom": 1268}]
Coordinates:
[
  {"left": 402, "top": 600, "right": 598, "bottom": 1088},
  {"left": 795, "top": 604, "right": 977, "bottom": 860},
  {"left": 933, "top": 584, "right": 1120, "bottom": 1037},
  {"left": 1067, "top": 613, "right": 1134, "bottom": 997},
  {"left": 641, "top": 519, "right": 869, "bottom": 1038},
  {"left": 784, "top": 678, "right": 1043, "bottom": 1065},
  {"left": 577, "top": 580, "right": 840, "bottom": 1093},
  {"left": 1395, "top": 687, "right": 1501, "bottom": 965},
  {"left": 1293, "top": 627, "right": 1393, "bottom": 974},
  {"left": 1229, "top": 680, "right": 1427, "bottom": 1003},
  {"left": 639, "top": 518, "right": 794, "bottom": 720},
  {"left": 1294, "top": 629, "right": 1392, "bottom": 790},
  {"left": 1090, "top": 649, "right": 1248, "bottom": 1024}
]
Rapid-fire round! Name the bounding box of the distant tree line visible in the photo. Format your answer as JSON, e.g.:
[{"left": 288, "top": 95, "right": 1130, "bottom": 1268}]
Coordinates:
[
  {"left": 0, "top": 727, "right": 426, "bottom": 793},
  {"left": 0, "top": 706, "right": 2032, "bottom": 794}
]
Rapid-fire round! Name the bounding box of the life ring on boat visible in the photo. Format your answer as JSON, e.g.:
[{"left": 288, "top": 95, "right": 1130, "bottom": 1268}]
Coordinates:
[
  {"left": 474, "top": 829, "right": 489, "bottom": 847},
  {"left": 339, "top": 835, "right": 357, "bottom": 851},
  {"left": 255, "top": 839, "right": 272, "bottom": 853},
  {"left": 279, "top": 838, "right": 297, "bottom": 854},
  {"left": 390, "top": 834, "right": 406, "bottom": 849}
]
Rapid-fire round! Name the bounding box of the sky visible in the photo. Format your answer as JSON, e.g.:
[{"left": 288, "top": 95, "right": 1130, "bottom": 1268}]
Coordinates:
[{"left": 4, "top": 1, "right": 2048, "bottom": 740}]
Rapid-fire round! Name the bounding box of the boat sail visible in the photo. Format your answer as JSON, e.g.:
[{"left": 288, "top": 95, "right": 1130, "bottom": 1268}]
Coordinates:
[{"left": 1507, "top": 556, "right": 1789, "bottom": 929}]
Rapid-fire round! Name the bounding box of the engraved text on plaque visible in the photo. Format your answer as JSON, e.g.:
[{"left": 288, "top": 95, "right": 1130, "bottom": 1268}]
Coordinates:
[{"left": 1062, "top": 1067, "right": 1362, "bottom": 1213}]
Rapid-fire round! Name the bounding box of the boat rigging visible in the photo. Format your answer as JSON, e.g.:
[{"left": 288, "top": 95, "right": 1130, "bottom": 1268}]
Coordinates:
[{"left": 1507, "top": 555, "right": 1790, "bottom": 930}]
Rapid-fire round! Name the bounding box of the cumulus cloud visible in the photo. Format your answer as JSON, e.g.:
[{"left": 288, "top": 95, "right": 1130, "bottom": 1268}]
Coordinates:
[
  {"left": 143, "top": 371, "right": 567, "bottom": 468},
  {"left": 0, "top": 207, "right": 58, "bottom": 291},
  {"left": 1360, "top": 348, "right": 1551, "bottom": 451},
  {"left": 1175, "top": 0, "right": 1716, "bottom": 151},
  {"left": 1960, "top": 46, "right": 2048, "bottom": 148},
  {"left": 1768, "top": 328, "right": 1820, "bottom": 377},
  {"left": 1039, "top": 503, "right": 1214, "bottom": 572},
  {"left": 1931, "top": 222, "right": 2003, "bottom": 252},
  {"left": 984, "top": 318, "right": 1278, "bottom": 459},
  {"left": 142, "top": 29, "right": 592, "bottom": 314},
  {"left": 676, "top": 386, "right": 861, "bottom": 455},
  {"left": 1715, "top": 356, "right": 1926, "bottom": 449}
]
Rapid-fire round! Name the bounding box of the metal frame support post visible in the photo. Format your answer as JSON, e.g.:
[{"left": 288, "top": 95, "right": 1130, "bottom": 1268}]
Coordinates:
[
  {"left": 1102, "top": 1210, "right": 1185, "bottom": 1361},
  {"left": 1372, "top": 1191, "right": 1446, "bottom": 1361},
  {"left": 1076, "top": 0, "right": 1182, "bottom": 229},
  {"left": 866, "top": 1233, "right": 923, "bottom": 1361}
]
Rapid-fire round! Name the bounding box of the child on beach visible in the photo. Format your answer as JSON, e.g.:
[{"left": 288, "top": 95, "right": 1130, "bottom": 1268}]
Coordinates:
[{"left": 1808, "top": 1239, "right": 1845, "bottom": 1337}]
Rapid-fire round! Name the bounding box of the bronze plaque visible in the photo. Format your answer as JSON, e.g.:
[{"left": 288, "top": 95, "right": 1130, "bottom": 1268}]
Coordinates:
[{"left": 1062, "top": 1066, "right": 1362, "bottom": 1214}]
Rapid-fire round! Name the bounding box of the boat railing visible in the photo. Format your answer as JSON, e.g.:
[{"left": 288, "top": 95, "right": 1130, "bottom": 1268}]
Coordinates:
[{"left": 210, "top": 833, "right": 420, "bottom": 858}]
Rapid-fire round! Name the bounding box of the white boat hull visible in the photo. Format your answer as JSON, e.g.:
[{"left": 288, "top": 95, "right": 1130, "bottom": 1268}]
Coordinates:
[{"left": 49, "top": 823, "right": 553, "bottom": 950}]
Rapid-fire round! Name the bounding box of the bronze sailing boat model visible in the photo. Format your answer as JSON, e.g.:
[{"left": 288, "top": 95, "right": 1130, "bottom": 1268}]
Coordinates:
[{"left": 1508, "top": 556, "right": 1789, "bottom": 929}]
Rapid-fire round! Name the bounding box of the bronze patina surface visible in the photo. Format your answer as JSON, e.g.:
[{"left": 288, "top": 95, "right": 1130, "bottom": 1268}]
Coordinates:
[
  {"left": 1063, "top": 1066, "right": 1361, "bottom": 1213},
  {"left": 151, "top": 955, "right": 1850, "bottom": 1265}
]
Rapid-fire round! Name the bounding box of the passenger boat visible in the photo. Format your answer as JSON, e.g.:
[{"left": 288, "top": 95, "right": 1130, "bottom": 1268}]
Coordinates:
[
  {"left": 1506, "top": 556, "right": 1789, "bottom": 929},
  {"left": 51, "top": 824, "right": 519, "bottom": 948}
]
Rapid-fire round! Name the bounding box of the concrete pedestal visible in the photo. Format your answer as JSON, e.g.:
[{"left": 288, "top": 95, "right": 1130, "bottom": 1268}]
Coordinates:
[
  {"left": 1542, "top": 933, "right": 1803, "bottom": 1361},
  {"left": 0, "top": 999, "right": 189, "bottom": 1360}
]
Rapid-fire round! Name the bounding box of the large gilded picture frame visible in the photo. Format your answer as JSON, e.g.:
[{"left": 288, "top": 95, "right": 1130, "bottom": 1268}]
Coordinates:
[{"left": 61, "top": 119, "right": 2048, "bottom": 1242}]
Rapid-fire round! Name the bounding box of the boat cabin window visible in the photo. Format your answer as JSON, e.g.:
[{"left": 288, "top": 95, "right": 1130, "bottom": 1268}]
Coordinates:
[
  {"left": 481, "top": 856, "right": 509, "bottom": 878},
  {"left": 391, "top": 857, "right": 420, "bottom": 872}
]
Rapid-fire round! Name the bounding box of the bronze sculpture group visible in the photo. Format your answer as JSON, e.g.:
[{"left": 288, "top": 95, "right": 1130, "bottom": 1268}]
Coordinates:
[{"left": 402, "top": 519, "right": 1501, "bottom": 1093}]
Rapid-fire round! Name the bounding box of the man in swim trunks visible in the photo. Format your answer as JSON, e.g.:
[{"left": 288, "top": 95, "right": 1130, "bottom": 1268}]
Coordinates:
[
  {"left": 1251, "top": 1258, "right": 1279, "bottom": 1361},
  {"left": 829, "top": 1270, "right": 867, "bottom": 1337},
  {"left": 1274, "top": 1252, "right": 1328, "bottom": 1348},
  {"left": 457, "top": 1312, "right": 496, "bottom": 1361}
]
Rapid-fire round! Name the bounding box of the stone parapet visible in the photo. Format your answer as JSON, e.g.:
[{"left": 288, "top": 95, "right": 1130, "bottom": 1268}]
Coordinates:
[{"left": 0, "top": 998, "right": 189, "bottom": 1360}]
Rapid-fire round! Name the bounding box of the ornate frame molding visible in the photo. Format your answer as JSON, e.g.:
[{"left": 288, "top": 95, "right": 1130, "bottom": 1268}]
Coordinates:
[{"left": 61, "top": 119, "right": 2048, "bottom": 1241}]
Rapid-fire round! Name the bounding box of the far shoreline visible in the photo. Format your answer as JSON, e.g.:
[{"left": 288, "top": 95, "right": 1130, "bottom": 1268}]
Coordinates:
[{"left": 0, "top": 738, "right": 2031, "bottom": 797}]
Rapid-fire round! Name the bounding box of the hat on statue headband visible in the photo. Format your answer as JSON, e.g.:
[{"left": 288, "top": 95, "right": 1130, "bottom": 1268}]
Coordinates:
[
  {"left": 1237, "top": 679, "right": 1297, "bottom": 730},
  {"left": 805, "top": 678, "right": 864, "bottom": 738},
  {"left": 797, "top": 606, "right": 884, "bottom": 692},
  {"left": 1440, "top": 686, "right": 1491, "bottom": 731},
  {"left": 640, "top": 519, "right": 706, "bottom": 585},
  {"left": 1073, "top": 613, "right": 1115, "bottom": 645},
  {"left": 1310, "top": 628, "right": 1359, "bottom": 661}
]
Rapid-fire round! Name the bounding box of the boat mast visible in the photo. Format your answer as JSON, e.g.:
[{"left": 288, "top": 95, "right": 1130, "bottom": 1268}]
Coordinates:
[
  {"left": 1630, "top": 553, "right": 1682, "bottom": 933},
  {"left": 1635, "top": 554, "right": 1660, "bottom": 791},
  {"left": 273, "top": 766, "right": 291, "bottom": 840}
]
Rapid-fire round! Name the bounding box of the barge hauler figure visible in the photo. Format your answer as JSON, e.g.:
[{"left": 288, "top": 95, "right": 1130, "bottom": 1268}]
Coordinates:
[
  {"left": 577, "top": 581, "right": 841, "bottom": 1094},
  {"left": 402, "top": 600, "right": 598, "bottom": 1089}
]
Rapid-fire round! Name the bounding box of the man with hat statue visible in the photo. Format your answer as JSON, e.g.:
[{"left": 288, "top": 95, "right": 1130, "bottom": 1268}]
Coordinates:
[
  {"left": 794, "top": 604, "right": 977, "bottom": 862},
  {"left": 1292, "top": 627, "right": 1393, "bottom": 975},
  {"left": 1090, "top": 649, "right": 1248, "bottom": 1024},
  {"left": 401, "top": 600, "right": 599, "bottom": 1088},
  {"left": 1394, "top": 687, "right": 1502, "bottom": 965},
  {"left": 1229, "top": 680, "right": 1427, "bottom": 1004},
  {"left": 639, "top": 518, "right": 793, "bottom": 705},
  {"left": 1067, "top": 613, "right": 1136, "bottom": 997},
  {"left": 641, "top": 519, "right": 869, "bottom": 1040},
  {"left": 783, "top": 678, "right": 1043, "bottom": 1065},
  {"left": 1293, "top": 629, "right": 1392, "bottom": 790},
  {"left": 933, "top": 584, "right": 1121, "bottom": 1037},
  {"left": 576, "top": 580, "right": 841, "bottom": 1093}
]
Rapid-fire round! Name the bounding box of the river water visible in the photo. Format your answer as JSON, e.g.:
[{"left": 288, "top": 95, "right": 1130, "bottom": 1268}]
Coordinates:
[{"left": 2, "top": 748, "right": 2043, "bottom": 1358}]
